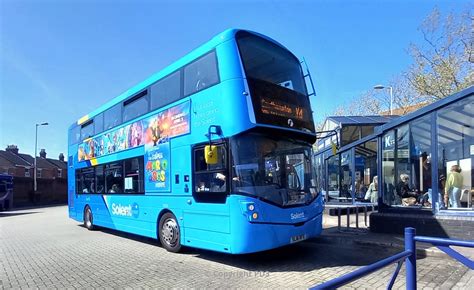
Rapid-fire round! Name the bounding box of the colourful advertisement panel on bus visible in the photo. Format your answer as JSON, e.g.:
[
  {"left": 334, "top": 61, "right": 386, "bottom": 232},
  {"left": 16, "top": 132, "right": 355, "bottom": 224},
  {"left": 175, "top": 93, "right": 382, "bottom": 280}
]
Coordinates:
[
  {"left": 144, "top": 142, "right": 171, "bottom": 192},
  {"left": 78, "top": 101, "right": 190, "bottom": 161}
]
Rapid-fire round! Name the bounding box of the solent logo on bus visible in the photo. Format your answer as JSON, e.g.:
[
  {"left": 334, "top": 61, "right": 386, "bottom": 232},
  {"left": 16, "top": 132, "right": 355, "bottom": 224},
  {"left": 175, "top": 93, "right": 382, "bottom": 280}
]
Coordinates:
[
  {"left": 111, "top": 202, "right": 139, "bottom": 218},
  {"left": 78, "top": 101, "right": 190, "bottom": 161}
]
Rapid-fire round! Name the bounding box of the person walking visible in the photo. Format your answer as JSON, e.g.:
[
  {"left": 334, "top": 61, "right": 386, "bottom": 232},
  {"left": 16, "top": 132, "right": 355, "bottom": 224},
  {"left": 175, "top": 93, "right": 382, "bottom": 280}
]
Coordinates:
[{"left": 445, "top": 165, "right": 463, "bottom": 208}]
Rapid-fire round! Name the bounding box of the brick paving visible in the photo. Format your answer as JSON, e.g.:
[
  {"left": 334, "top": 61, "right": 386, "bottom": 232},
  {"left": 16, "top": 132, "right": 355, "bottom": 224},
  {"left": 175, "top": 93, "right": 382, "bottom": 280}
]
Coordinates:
[{"left": 0, "top": 206, "right": 472, "bottom": 289}]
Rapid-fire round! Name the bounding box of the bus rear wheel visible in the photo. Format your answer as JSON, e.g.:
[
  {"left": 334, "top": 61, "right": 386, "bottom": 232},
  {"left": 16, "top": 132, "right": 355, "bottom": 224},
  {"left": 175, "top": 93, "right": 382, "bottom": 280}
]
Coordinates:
[
  {"left": 158, "top": 213, "right": 181, "bottom": 253},
  {"left": 84, "top": 206, "right": 94, "bottom": 231}
]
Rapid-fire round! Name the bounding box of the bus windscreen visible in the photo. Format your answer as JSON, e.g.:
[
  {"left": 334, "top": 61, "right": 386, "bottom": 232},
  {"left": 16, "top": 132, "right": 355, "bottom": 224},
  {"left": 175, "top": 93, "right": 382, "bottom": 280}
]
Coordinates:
[{"left": 236, "top": 32, "right": 315, "bottom": 133}]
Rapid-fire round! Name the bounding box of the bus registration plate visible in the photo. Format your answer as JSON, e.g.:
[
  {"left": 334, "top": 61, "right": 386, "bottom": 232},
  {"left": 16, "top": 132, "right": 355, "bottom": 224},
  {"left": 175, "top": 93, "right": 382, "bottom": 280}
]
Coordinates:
[{"left": 290, "top": 234, "right": 306, "bottom": 243}]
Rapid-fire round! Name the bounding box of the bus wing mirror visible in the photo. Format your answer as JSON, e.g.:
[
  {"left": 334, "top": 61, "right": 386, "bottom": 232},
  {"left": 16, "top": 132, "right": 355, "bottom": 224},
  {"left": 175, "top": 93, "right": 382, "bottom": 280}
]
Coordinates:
[{"left": 205, "top": 145, "right": 218, "bottom": 165}]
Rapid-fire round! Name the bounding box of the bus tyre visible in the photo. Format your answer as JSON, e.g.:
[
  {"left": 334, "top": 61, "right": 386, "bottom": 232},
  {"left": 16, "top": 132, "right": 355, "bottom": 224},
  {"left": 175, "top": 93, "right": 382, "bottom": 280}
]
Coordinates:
[
  {"left": 84, "top": 206, "right": 95, "bottom": 231},
  {"left": 159, "top": 213, "right": 181, "bottom": 253}
]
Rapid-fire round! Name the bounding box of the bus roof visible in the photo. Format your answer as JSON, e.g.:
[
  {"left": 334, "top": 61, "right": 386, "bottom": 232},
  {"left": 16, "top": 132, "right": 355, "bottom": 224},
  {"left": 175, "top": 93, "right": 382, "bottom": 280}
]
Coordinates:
[{"left": 72, "top": 28, "right": 290, "bottom": 129}]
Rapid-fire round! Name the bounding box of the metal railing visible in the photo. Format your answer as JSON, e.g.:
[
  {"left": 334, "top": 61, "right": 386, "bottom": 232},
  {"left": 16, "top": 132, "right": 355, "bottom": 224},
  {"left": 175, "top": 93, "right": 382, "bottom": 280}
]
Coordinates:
[
  {"left": 335, "top": 204, "right": 376, "bottom": 231},
  {"left": 310, "top": 227, "right": 474, "bottom": 290}
]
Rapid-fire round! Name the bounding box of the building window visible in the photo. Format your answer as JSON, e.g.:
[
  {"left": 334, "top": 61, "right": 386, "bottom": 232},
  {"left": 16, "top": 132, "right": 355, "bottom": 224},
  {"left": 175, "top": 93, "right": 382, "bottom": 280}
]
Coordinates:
[
  {"left": 437, "top": 95, "right": 474, "bottom": 210},
  {"left": 58, "top": 169, "right": 62, "bottom": 178},
  {"left": 150, "top": 71, "right": 181, "bottom": 110},
  {"left": 123, "top": 90, "right": 149, "bottom": 122},
  {"left": 381, "top": 114, "right": 433, "bottom": 208},
  {"left": 326, "top": 154, "right": 340, "bottom": 202},
  {"left": 184, "top": 51, "right": 219, "bottom": 96},
  {"left": 37, "top": 168, "right": 43, "bottom": 178},
  {"left": 340, "top": 150, "right": 352, "bottom": 200},
  {"left": 25, "top": 169, "right": 31, "bottom": 177},
  {"left": 382, "top": 130, "right": 395, "bottom": 205},
  {"left": 355, "top": 139, "right": 378, "bottom": 202},
  {"left": 313, "top": 154, "right": 323, "bottom": 196}
]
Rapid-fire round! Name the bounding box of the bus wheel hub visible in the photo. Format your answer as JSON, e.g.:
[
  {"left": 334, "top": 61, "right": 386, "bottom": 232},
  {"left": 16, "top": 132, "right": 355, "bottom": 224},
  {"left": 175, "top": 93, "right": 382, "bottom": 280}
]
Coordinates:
[{"left": 162, "top": 219, "right": 178, "bottom": 245}]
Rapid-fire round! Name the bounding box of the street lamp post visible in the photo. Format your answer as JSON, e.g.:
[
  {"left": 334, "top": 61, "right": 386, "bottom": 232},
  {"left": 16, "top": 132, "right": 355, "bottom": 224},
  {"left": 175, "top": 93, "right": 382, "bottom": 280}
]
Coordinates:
[
  {"left": 374, "top": 85, "right": 393, "bottom": 115},
  {"left": 34, "top": 122, "right": 49, "bottom": 192}
]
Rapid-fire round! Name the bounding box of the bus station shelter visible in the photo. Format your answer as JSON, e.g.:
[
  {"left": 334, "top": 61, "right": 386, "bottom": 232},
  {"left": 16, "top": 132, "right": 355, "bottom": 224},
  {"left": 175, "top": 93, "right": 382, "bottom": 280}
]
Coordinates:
[{"left": 314, "top": 86, "right": 474, "bottom": 238}]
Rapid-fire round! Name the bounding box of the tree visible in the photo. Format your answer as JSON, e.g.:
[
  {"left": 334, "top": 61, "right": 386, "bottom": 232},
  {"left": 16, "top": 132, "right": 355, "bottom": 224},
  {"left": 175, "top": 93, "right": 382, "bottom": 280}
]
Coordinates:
[
  {"left": 325, "top": 8, "right": 473, "bottom": 118},
  {"left": 406, "top": 8, "right": 473, "bottom": 101},
  {"left": 332, "top": 92, "right": 383, "bottom": 116}
]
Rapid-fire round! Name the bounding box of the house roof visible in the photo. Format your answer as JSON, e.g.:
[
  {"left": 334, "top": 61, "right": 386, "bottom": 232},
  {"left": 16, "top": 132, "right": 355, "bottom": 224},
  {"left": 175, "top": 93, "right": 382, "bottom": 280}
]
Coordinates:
[
  {"left": 36, "top": 157, "right": 57, "bottom": 169},
  {"left": 0, "top": 150, "right": 31, "bottom": 167},
  {"left": 16, "top": 154, "right": 56, "bottom": 169},
  {"left": 46, "top": 158, "right": 67, "bottom": 170},
  {"left": 18, "top": 153, "right": 34, "bottom": 164}
]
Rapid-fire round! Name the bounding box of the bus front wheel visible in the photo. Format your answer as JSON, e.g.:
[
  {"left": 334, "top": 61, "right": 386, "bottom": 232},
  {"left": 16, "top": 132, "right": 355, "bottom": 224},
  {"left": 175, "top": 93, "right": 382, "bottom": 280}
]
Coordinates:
[
  {"left": 158, "top": 212, "right": 181, "bottom": 253},
  {"left": 84, "top": 206, "right": 94, "bottom": 231}
]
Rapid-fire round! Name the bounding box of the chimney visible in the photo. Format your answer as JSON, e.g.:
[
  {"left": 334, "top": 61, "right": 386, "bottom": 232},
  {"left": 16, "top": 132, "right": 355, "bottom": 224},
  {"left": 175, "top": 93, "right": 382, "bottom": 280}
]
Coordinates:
[
  {"left": 5, "top": 145, "right": 19, "bottom": 155},
  {"left": 59, "top": 153, "right": 65, "bottom": 162},
  {"left": 39, "top": 149, "right": 47, "bottom": 158}
]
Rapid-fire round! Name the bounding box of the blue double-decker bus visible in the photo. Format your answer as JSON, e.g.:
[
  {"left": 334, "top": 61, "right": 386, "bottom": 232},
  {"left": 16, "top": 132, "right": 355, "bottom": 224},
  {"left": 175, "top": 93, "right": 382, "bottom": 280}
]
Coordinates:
[{"left": 68, "top": 29, "right": 323, "bottom": 254}]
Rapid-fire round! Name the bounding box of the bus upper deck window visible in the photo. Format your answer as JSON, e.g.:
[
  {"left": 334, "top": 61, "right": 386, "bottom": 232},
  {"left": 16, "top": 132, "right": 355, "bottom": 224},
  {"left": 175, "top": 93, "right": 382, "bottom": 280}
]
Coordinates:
[
  {"left": 184, "top": 51, "right": 219, "bottom": 95},
  {"left": 104, "top": 104, "right": 122, "bottom": 130},
  {"left": 123, "top": 90, "right": 149, "bottom": 122}
]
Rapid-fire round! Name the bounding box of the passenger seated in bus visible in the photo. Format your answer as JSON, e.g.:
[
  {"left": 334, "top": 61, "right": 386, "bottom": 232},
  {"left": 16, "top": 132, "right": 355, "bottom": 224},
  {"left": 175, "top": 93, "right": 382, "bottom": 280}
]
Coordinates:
[
  {"left": 196, "top": 180, "right": 209, "bottom": 192},
  {"left": 211, "top": 173, "right": 226, "bottom": 192},
  {"left": 109, "top": 184, "right": 120, "bottom": 193}
]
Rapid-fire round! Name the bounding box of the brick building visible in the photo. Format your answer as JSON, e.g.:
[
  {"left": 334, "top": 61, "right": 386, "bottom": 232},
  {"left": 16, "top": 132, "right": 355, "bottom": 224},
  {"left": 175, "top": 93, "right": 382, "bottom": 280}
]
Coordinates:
[
  {"left": 0, "top": 145, "right": 68, "bottom": 207},
  {"left": 0, "top": 146, "right": 33, "bottom": 177}
]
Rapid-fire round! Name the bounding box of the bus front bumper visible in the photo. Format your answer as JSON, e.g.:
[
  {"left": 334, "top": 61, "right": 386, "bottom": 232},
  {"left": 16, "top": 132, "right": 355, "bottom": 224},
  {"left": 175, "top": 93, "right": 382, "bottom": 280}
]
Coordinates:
[{"left": 230, "top": 211, "right": 323, "bottom": 254}]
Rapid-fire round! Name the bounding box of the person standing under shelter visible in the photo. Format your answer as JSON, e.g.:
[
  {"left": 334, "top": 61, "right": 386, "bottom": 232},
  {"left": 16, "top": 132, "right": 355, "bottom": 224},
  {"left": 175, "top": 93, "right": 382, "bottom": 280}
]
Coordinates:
[
  {"left": 365, "top": 176, "right": 378, "bottom": 203},
  {"left": 445, "top": 165, "right": 463, "bottom": 208}
]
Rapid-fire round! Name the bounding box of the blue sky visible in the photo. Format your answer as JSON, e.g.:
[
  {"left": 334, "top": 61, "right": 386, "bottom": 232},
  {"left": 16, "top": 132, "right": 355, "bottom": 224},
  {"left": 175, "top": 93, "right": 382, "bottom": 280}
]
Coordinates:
[{"left": 0, "top": 0, "right": 470, "bottom": 159}]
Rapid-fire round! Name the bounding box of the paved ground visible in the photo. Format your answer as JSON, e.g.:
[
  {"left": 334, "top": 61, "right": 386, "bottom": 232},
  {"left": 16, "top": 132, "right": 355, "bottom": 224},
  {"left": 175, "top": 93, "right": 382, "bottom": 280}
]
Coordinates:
[{"left": 0, "top": 206, "right": 472, "bottom": 289}]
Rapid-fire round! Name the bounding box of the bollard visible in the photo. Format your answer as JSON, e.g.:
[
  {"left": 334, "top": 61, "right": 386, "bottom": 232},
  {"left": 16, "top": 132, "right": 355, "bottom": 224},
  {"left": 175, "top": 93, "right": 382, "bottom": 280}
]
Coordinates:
[
  {"left": 355, "top": 206, "right": 359, "bottom": 228},
  {"left": 364, "top": 206, "right": 368, "bottom": 227},
  {"left": 337, "top": 208, "right": 341, "bottom": 231},
  {"left": 346, "top": 207, "right": 350, "bottom": 229},
  {"left": 405, "top": 227, "right": 417, "bottom": 290}
]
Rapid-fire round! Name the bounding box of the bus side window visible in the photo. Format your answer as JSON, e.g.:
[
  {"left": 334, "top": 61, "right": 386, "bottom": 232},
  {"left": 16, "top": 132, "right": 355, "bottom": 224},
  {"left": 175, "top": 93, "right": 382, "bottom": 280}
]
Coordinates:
[
  {"left": 193, "top": 144, "right": 228, "bottom": 203},
  {"left": 96, "top": 165, "right": 105, "bottom": 194},
  {"left": 105, "top": 162, "right": 123, "bottom": 194},
  {"left": 184, "top": 51, "right": 219, "bottom": 96},
  {"left": 124, "top": 157, "right": 144, "bottom": 193},
  {"left": 150, "top": 70, "right": 181, "bottom": 111}
]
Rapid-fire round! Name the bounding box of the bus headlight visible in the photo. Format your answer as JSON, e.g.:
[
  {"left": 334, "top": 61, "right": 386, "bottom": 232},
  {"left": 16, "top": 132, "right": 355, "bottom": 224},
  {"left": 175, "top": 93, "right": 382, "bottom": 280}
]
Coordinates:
[
  {"left": 248, "top": 204, "right": 255, "bottom": 211},
  {"left": 252, "top": 212, "right": 258, "bottom": 219}
]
